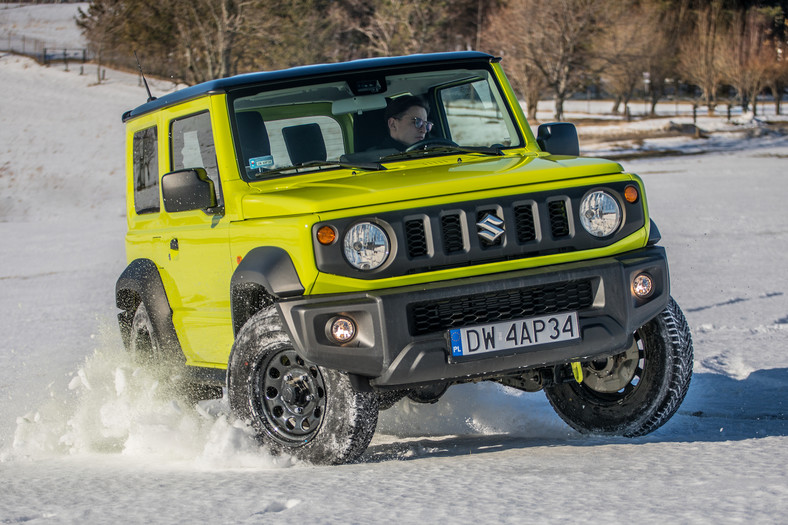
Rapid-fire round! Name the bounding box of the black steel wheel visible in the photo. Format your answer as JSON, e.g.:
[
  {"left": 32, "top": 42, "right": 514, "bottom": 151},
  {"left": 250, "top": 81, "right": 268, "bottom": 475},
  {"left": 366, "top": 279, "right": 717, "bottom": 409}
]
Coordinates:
[
  {"left": 228, "top": 307, "right": 379, "bottom": 464},
  {"left": 252, "top": 347, "right": 327, "bottom": 445},
  {"left": 545, "top": 297, "right": 693, "bottom": 437}
]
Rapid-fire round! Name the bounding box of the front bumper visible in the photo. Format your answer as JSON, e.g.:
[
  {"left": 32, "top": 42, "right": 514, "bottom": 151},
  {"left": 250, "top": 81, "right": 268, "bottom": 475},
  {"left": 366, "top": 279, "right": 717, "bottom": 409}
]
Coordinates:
[{"left": 277, "top": 246, "right": 669, "bottom": 389}]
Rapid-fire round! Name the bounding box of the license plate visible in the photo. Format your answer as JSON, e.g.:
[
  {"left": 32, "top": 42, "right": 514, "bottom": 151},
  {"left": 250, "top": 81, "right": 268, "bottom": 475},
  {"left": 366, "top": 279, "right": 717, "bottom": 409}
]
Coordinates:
[{"left": 448, "top": 312, "right": 580, "bottom": 358}]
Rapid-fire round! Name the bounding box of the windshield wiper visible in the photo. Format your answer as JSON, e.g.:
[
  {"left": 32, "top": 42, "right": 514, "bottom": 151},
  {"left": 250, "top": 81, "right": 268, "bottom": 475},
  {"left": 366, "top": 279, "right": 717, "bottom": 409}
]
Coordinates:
[
  {"left": 380, "top": 145, "right": 504, "bottom": 161},
  {"left": 251, "top": 159, "right": 386, "bottom": 179}
]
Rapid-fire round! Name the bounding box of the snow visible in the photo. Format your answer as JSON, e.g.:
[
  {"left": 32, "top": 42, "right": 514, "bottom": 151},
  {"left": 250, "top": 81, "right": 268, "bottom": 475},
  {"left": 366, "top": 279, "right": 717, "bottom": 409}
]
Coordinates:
[
  {"left": 0, "top": 2, "right": 88, "bottom": 49},
  {"left": 2, "top": 6, "right": 788, "bottom": 523}
]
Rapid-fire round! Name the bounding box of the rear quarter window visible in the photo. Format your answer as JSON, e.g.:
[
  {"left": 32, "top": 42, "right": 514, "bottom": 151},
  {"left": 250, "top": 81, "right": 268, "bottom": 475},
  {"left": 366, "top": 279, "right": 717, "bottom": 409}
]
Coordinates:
[{"left": 132, "top": 126, "right": 159, "bottom": 214}]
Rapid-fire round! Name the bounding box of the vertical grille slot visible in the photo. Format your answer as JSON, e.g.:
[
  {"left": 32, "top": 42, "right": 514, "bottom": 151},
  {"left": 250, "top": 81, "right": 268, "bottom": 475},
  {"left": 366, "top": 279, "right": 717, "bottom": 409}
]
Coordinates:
[
  {"left": 514, "top": 204, "right": 536, "bottom": 243},
  {"left": 405, "top": 219, "right": 428, "bottom": 258},
  {"left": 441, "top": 213, "right": 465, "bottom": 254},
  {"left": 548, "top": 200, "right": 570, "bottom": 238}
]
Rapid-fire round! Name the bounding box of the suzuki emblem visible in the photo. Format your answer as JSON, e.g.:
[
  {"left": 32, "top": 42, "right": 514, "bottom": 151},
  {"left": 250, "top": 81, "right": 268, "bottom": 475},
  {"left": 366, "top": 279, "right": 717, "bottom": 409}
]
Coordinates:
[{"left": 477, "top": 213, "right": 505, "bottom": 243}]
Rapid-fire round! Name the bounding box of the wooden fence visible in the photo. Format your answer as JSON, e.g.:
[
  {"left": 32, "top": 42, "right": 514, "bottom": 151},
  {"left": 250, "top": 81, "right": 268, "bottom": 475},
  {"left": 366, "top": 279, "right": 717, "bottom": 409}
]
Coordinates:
[{"left": 1, "top": 32, "right": 92, "bottom": 67}]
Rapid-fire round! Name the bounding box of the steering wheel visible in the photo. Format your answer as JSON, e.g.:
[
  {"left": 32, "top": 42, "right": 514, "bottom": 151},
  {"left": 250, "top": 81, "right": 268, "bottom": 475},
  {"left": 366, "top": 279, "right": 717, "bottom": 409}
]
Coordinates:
[{"left": 405, "top": 137, "right": 459, "bottom": 152}]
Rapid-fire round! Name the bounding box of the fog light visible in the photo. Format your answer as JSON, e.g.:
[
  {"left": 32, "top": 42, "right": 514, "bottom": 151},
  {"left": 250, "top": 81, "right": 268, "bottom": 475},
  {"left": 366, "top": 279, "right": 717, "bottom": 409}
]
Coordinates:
[
  {"left": 632, "top": 273, "right": 654, "bottom": 298},
  {"left": 329, "top": 316, "right": 356, "bottom": 344}
]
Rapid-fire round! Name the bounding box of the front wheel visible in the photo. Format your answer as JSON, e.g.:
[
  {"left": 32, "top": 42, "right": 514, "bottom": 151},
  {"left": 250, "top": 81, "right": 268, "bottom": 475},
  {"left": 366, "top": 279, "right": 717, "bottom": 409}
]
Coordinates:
[
  {"left": 545, "top": 297, "right": 693, "bottom": 437},
  {"left": 228, "top": 307, "right": 379, "bottom": 464}
]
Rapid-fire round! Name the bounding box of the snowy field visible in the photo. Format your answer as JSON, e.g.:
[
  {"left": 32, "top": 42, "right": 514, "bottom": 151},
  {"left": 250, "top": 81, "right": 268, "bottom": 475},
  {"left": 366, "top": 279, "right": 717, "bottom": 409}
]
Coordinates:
[
  {"left": 0, "top": 2, "right": 88, "bottom": 49},
  {"left": 2, "top": 4, "right": 788, "bottom": 524}
]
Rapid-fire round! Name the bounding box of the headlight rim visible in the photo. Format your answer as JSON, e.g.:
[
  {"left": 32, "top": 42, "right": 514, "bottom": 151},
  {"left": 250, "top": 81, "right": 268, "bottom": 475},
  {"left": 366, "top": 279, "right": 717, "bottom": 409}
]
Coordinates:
[
  {"left": 342, "top": 220, "right": 394, "bottom": 272},
  {"left": 579, "top": 189, "right": 623, "bottom": 238}
]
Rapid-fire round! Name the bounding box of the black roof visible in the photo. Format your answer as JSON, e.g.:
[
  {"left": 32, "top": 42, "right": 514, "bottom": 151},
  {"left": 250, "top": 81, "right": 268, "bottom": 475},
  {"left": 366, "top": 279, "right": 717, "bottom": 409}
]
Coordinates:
[{"left": 122, "top": 51, "right": 497, "bottom": 122}]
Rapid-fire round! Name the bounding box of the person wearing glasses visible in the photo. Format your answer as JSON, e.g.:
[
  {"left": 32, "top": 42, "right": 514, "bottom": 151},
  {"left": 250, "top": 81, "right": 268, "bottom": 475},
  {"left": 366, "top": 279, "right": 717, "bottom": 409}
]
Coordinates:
[{"left": 383, "top": 95, "right": 434, "bottom": 150}]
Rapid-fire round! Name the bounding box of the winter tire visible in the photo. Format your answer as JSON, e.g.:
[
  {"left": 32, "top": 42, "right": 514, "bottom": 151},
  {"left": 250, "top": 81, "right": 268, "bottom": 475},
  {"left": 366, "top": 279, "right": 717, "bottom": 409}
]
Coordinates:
[
  {"left": 544, "top": 297, "right": 693, "bottom": 437},
  {"left": 228, "top": 307, "right": 379, "bottom": 464},
  {"left": 129, "top": 302, "right": 160, "bottom": 363}
]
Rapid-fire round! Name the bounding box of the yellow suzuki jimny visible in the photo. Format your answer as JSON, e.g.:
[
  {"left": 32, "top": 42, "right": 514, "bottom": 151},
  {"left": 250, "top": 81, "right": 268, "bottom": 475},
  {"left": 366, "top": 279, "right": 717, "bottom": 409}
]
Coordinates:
[{"left": 117, "top": 52, "right": 693, "bottom": 464}]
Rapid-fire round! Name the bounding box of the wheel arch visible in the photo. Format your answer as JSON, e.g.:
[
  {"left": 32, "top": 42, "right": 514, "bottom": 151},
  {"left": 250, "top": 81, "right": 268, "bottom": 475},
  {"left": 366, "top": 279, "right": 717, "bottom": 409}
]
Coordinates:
[
  {"left": 115, "top": 258, "right": 182, "bottom": 358},
  {"left": 230, "top": 246, "right": 305, "bottom": 336}
]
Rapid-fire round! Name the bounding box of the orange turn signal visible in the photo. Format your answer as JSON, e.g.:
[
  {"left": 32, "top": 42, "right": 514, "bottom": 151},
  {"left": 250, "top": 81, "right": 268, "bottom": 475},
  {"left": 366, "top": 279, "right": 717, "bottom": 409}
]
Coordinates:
[
  {"left": 624, "top": 185, "right": 639, "bottom": 203},
  {"left": 317, "top": 225, "right": 337, "bottom": 245}
]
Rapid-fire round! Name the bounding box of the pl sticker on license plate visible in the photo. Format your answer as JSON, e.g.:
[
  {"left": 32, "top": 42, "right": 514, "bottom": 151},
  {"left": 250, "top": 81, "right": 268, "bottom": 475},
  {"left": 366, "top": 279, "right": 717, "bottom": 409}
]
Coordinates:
[{"left": 448, "top": 312, "right": 579, "bottom": 358}]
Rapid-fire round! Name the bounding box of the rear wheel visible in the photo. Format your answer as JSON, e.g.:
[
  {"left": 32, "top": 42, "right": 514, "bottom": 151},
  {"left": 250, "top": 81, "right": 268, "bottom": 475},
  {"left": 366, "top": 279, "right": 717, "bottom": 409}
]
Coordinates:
[
  {"left": 228, "top": 307, "right": 379, "bottom": 464},
  {"left": 128, "top": 302, "right": 220, "bottom": 400},
  {"left": 545, "top": 297, "right": 693, "bottom": 436},
  {"left": 129, "top": 302, "right": 160, "bottom": 362}
]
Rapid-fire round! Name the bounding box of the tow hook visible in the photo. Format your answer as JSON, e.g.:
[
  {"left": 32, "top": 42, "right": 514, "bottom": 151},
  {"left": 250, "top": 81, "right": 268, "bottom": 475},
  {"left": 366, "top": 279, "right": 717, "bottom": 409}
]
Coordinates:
[{"left": 571, "top": 362, "right": 584, "bottom": 384}]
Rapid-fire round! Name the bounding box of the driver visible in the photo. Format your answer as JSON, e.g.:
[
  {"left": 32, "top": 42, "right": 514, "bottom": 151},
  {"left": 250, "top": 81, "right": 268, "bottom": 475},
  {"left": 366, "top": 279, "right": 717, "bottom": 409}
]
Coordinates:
[{"left": 382, "top": 96, "right": 433, "bottom": 151}]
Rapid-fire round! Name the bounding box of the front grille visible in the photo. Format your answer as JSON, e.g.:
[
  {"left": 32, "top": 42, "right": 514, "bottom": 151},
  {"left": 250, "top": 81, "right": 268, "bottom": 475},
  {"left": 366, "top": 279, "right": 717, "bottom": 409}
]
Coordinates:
[
  {"left": 312, "top": 181, "right": 645, "bottom": 279},
  {"left": 409, "top": 279, "right": 594, "bottom": 336}
]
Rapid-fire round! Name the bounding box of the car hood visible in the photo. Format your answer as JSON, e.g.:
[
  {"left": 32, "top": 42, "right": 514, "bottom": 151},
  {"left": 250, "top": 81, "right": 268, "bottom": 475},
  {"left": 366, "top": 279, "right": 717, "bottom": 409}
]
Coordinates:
[{"left": 240, "top": 154, "right": 624, "bottom": 219}]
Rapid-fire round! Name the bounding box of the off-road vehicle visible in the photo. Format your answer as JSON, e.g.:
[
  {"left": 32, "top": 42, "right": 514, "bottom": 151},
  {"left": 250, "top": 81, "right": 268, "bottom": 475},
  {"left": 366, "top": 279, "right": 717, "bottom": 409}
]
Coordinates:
[{"left": 116, "top": 52, "right": 693, "bottom": 464}]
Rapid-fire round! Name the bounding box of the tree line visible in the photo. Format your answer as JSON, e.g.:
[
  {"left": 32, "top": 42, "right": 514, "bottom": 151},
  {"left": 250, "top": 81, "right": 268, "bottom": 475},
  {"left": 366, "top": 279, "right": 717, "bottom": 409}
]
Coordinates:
[{"left": 78, "top": 0, "right": 788, "bottom": 120}]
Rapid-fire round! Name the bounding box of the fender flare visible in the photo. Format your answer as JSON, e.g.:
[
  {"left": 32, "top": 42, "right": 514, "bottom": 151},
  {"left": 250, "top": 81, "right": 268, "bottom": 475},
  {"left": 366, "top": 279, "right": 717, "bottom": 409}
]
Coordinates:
[
  {"left": 647, "top": 219, "right": 662, "bottom": 246},
  {"left": 230, "top": 247, "right": 304, "bottom": 335},
  {"left": 115, "top": 258, "right": 182, "bottom": 358}
]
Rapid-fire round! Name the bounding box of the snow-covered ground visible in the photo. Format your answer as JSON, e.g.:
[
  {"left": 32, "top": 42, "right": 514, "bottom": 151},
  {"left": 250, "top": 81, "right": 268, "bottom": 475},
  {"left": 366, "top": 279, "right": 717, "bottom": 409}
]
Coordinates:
[
  {"left": 2, "top": 5, "right": 788, "bottom": 524},
  {"left": 0, "top": 2, "right": 88, "bottom": 49}
]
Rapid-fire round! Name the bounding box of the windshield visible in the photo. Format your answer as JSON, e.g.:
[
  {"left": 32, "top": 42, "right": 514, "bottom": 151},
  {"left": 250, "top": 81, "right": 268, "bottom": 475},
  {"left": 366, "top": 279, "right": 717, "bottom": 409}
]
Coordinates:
[{"left": 230, "top": 65, "right": 523, "bottom": 180}]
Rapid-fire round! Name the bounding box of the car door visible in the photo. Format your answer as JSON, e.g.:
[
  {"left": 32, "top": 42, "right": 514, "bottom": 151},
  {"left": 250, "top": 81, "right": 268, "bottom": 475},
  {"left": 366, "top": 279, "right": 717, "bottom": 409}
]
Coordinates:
[{"left": 158, "top": 106, "right": 234, "bottom": 367}]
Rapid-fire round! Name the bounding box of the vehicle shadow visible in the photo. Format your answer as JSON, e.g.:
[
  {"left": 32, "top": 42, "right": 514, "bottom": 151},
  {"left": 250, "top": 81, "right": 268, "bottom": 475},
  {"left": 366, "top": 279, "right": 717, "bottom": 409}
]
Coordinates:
[{"left": 361, "top": 368, "right": 788, "bottom": 464}]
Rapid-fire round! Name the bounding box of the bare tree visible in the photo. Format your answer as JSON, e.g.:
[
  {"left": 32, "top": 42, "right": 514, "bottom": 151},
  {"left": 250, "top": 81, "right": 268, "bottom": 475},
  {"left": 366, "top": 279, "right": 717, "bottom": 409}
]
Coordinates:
[
  {"left": 642, "top": 1, "right": 695, "bottom": 116},
  {"left": 482, "top": 2, "right": 546, "bottom": 121},
  {"left": 168, "top": 0, "right": 260, "bottom": 84},
  {"left": 77, "top": 0, "right": 133, "bottom": 83},
  {"left": 483, "top": 0, "right": 609, "bottom": 121},
  {"left": 338, "top": 0, "right": 452, "bottom": 57},
  {"left": 678, "top": 1, "right": 725, "bottom": 116},
  {"left": 767, "top": 38, "right": 788, "bottom": 114},
  {"left": 594, "top": 1, "right": 652, "bottom": 115},
  {"left": 718, "top": 8, "right": 777, "bottom": 116}
]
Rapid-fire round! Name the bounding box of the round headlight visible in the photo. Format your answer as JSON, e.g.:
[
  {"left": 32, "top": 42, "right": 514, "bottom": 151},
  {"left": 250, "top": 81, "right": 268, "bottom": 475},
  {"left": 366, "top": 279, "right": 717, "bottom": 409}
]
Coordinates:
[
  {"left": 580, "top": 191, "right": 621, "bottom": 237},
  {"left": 343, "top": 222, "right": 390, "bottom": 271}
]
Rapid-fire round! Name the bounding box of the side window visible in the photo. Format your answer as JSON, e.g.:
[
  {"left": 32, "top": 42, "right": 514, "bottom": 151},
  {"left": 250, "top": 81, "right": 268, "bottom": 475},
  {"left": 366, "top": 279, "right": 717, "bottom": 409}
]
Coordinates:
[
  {"left": 133, "top": 126, "right": 159, "bottom": 214},
  {"left": 170, "top": 111, "right": 222, "bottom": 206}
]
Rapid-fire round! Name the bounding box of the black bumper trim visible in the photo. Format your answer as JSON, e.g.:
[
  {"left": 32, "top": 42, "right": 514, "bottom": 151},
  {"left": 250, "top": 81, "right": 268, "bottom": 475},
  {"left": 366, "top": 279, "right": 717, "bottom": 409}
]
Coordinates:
[{"left": 277, "top": 246, "right": 669, "bottom": 388}]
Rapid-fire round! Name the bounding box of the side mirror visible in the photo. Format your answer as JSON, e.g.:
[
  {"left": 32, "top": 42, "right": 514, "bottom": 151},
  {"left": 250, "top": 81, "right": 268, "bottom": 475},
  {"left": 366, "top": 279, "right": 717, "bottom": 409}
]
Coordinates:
[
  {"left": 161, "top": 168, "right": 217, "bottom": 213},
  {"left": 536, "top": 122, "right": 580, "bottom": 156}
]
